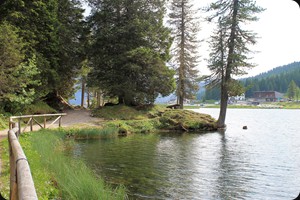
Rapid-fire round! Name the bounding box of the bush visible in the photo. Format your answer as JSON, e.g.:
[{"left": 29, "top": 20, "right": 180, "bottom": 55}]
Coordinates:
[{"left": 23, "top": 101, "right": 57, "bottom": 115}]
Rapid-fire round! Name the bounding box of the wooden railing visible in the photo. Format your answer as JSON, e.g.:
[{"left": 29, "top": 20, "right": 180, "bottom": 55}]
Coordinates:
[
  {"left": 8, "top": 113, "right": 66, "bottom": 200},
  {"left": 9, "top": 113, "right": 67, "bottom": 135}
]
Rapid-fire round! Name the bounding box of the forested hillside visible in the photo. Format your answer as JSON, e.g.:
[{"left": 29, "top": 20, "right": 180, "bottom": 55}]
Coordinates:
[
  {"left": 243, "top": 62, "right": 300, "bottom": 98},
  {"left": 204, "top": 61, "right": 300, "bottom": 100}
]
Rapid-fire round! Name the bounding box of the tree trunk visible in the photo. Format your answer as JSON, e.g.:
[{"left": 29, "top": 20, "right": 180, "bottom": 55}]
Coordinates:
[
  {"left": 87, "top": 87, "right": 90, "bottom": 108},
  {"left": 217, "top": 84, "right": 229, "bottom": 128},
  {"left": 118, "top": 95, "right": 124, "bottom": 104},
  {"left": 178, "top": 0, "right": 185, "bottom": 110},
  {"left": 96, "top": 91, "right": 101, "bottom": 108},
  {"left": 81, "top": 78, "right": 85, "bottom": 108},
  {"left": 217, "top": 0, "right": 239, "bottom": 129}
]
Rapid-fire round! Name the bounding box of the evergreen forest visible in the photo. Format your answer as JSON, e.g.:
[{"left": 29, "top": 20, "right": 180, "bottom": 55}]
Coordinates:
[{"left": 204, "top": 61, "right": 300, "bottom": 100}]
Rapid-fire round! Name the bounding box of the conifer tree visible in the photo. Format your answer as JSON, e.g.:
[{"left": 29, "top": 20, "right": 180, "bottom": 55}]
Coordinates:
[
  {"left": 287, "top": 80, "right": 298, "bottom": 100},
  {"left": 0, "top": 0, "right": 85, "bottom": 105},
  {"left": 87, "top": 0, "right": 175, "bottom": 106},
  {"left": 206, "top": 0, "right": 264, "bottom": 128},
  {"left": 168, "top": 0, "right": 200, "bottom": 109}
]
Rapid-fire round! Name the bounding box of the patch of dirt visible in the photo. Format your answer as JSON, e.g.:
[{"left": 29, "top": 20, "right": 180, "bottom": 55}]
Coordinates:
[{"left": 61, "top": 109, "right": 103, "bottom": 127}]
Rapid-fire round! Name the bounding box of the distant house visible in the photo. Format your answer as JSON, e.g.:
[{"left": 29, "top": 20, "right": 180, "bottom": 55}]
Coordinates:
[
  {"left": 229, "top": 93, "right": 246, "bottom": 103},
  {"left": 253, "top": 91, "right": 284, "bottom": 102}
]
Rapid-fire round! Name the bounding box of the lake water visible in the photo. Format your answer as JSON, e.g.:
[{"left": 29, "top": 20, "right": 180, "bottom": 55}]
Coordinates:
[{"left": 72, "top": 109, "right": 300, "bottom": 199}]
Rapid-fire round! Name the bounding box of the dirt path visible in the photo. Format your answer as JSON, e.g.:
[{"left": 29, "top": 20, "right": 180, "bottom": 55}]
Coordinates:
[
  {"left": 0, "top": 109, "right": 102, "bottom": 139},
  {"left": 61, "top": 109, "right": 103, "bottom": 127}
]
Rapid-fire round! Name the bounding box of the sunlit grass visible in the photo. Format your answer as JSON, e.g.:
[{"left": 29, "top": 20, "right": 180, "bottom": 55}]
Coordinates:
[{"left": 0, "top": 129, "right": 127, "bottom": 199}]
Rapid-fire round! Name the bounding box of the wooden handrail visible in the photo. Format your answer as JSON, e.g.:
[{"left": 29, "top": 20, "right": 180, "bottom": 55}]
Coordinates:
[
  {"left": 8, "top": 113, "right": 67, "bottom": 199},
  {"left": 8, "top": 124, "right": 38, "bottom": 200},
  {"left": 10, "top": 113, "right": 67, "bottom": 119},
  {"left": 9, "top": 113, "right": 67, "bottom": 133}
]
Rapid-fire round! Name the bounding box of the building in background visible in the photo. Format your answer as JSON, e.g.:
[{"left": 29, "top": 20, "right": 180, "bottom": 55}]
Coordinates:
[{"left": 253, "top": 91, "right": 284, "bottom": 102}]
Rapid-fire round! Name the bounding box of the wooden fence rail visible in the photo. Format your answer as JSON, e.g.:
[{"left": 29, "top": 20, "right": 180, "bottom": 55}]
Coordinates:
[
  {"left": 8, "top": 113, "right": 66, "bottom": 200},
  {"left": 9, "top": 113, "right": 67, "bottom": 135}
]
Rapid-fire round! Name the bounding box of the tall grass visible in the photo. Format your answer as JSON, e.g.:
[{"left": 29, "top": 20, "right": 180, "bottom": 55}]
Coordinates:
[
  {"left": 0, "top": 115, "right": 6, "bottom": 130},
  {"left": 63, "top": 127, "right": 119, "bottom": 139},
  {"left": 27, "top": 130, "right": 127, "bottom": 199}
]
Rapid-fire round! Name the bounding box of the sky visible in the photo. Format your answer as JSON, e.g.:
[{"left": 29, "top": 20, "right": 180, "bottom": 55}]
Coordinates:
[
  {"left": 194, "top": 0, "right": 300, "bottom": 77},
  {"left": 82, "top": 0, "right": 300, "bottom": 78}
]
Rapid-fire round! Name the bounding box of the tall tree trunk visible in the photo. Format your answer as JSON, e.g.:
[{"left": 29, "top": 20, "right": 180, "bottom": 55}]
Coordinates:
[
  {"left": 81, "top": 78, "right": 85, "bottom": 108},
  {"left": 217, "top": 84, "right": 228, "bottom": 128},
  {"left": 178, "top": 0, "right": 185, "bottom": 109},
  {"left": 96, "top": 91, "right": 101, "bottom": 108},
  {"left": 217, "top": 0, "right": 239, "bottom": 128},
  {"left": 118, "top": 95, "right": 124, "bottom": 104},
  {"left": 87, "top": 87, "right": 90, "bottom": 108}
]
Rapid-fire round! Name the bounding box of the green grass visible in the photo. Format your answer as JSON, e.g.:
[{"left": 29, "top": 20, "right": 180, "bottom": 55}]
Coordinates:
[
  {"left": 0, "top": 114, "right": 7, "bottom": 130},
  {"left": 159, "top": 109, "right": 216, "bottom": 131},
  {"left": 105, "top": 118, "right": 161, "bottom": 134},
  {"left": 23, "top": 101, "right": 57, "bottom": 115},
  {"left": 0, "top": 129, "right": 127, "bottom": 199},
  {"left": 92, "top": 104, "right": 167, "bottom": 120},
  {"left": 94, "top": 105, "right": 217, "bottom": 133},
  {"left": 0, "top": 138, "right": 10, "bottom": 199},
  {"left": 61, "top": 127, "right": 119, "bottom": 139},
  {"left": 276, "top": 102, "right": 300, "bottom": 109}
]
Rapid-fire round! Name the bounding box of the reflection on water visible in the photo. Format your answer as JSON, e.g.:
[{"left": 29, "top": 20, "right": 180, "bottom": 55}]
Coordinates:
[{"left": 72, "top": 109, "right": 300, "bottom": 199}]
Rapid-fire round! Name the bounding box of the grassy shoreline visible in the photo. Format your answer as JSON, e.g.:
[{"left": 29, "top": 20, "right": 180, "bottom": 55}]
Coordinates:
[
  {"left": 92, "top": 105, "right": 217, "bottom": 134},
  {"left": 0, "top": 129, "right": 127, "bottom": 199}
]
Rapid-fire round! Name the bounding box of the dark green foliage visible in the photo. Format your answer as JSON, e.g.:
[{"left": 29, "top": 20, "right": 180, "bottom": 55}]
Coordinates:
[
  {"left": 287, "top": 80, "right": 299, "bottom": 100},
  {"left": 0, "top": 0, "right": 85, "bottom": 110},
  {"left": 0, "top": 22, "right": 40, "bottom": 112},
  {"left": 87, "top": 0, "right": 175, "bottom": 106}
]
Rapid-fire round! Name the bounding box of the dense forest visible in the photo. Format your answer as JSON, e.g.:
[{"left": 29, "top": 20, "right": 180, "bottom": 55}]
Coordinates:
[
  {"left": 0, "top": 0, "right": 86, "bottom": 113},
  {"left": 0, "top": 0, "right": 177, "bottom": 113},
  {"left": 204, "top": 61, "right": 300, "bottom": 100},
  {"left": 0, "top": 0, "right": 267, "bottom": 118}
]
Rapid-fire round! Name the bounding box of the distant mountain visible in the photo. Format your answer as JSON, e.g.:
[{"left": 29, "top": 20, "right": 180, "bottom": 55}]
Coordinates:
[
  {"left": 203, "top": 61, "right": 300, "bottom": 100},
  {"left": 247, "top": 61, "right": 300, "bottom": 79},
  {"left": 242, "top": 61, "right": 300, "bottom": 98}
]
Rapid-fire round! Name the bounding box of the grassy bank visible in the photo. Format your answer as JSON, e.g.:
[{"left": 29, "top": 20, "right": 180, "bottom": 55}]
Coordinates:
[
  {"left": 0, "top": 129, "right": 127, "bottom": 199},
  {"left": 93, "top": 105, "right": 217, "bottom": 133},
  {"left": 0, "top": 114, "right": 7, "bottom": 130}
]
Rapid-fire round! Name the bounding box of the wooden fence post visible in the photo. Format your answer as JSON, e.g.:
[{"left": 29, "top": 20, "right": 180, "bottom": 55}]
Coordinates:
[
  {"left": 43, "top": 117, "right": 46, "bottom": 129},
  {"left": 30, "top": 117, "right": 33, "bottom": 132},
  {"left": 18, "top": 119, "right": 21, "bottom": 136},
  {"left": 59, "top": 116, "right": 62, "bottom": 127}
]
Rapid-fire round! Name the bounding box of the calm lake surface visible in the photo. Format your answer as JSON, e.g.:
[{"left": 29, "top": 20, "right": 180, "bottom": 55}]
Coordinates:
[{"left": 72, "top": 109, "right": 300, "bottom": 199}]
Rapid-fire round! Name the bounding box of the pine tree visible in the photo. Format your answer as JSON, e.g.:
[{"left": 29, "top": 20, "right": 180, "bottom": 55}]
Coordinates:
[
  {"left": 168, "top": 0, "right": 200, "bottom": 109},
  {"left": 0, "top": 0, "right": 85, "bottom": 107},
  {"left": 206, "top": 0, "right": 264, "bottom": 128},
  {"left": 0, "top": 22, "right": 39, "bottom": 112},
  {"left": 287, "top": 80, "right": 298, "bottom": 100},
  {"left": 87, "top": 0, "right": 175, "bottom": 105}
]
